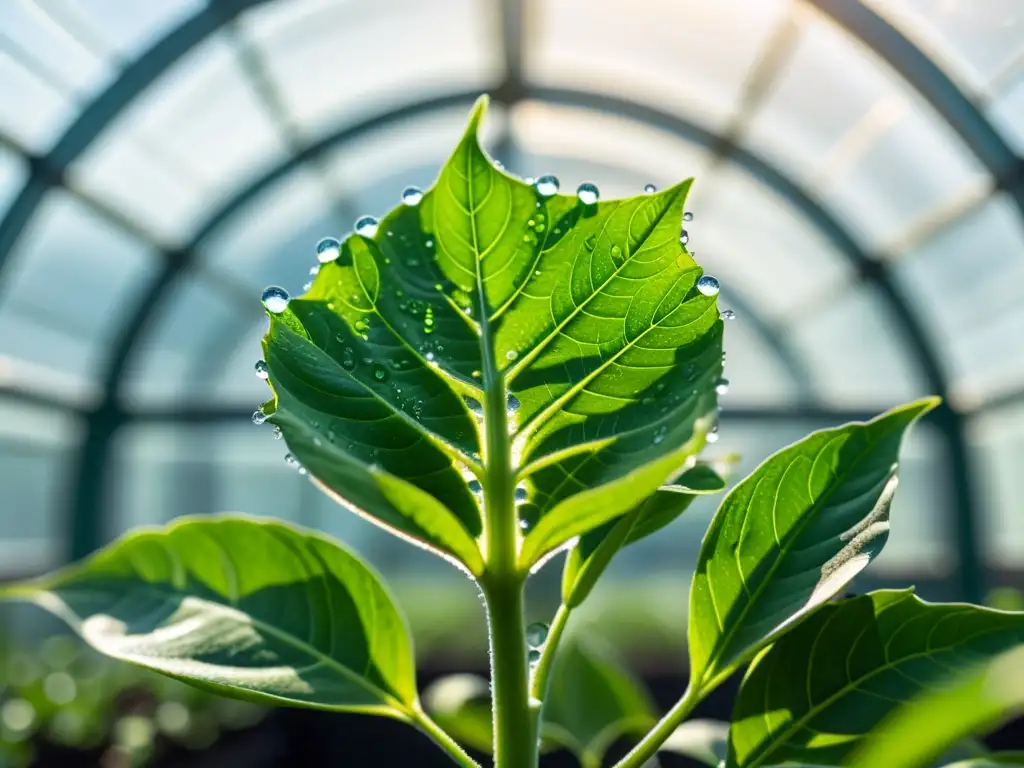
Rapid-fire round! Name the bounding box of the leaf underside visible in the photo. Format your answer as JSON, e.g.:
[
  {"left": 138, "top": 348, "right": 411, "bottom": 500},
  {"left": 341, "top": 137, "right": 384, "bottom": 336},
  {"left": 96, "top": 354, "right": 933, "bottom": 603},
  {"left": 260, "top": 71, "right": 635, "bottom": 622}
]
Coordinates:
[
  {"left": 729, "top": 590, "right": 1024, "bottom": 767},
  {"left": 262, "top": 96, "right": 722, "bottom": 571},
  {"left": 688, "top": 398, "right": 938, "bottom": 687},
  {"left": 12, "top": 517, "right": 417, "bottom": 717}
]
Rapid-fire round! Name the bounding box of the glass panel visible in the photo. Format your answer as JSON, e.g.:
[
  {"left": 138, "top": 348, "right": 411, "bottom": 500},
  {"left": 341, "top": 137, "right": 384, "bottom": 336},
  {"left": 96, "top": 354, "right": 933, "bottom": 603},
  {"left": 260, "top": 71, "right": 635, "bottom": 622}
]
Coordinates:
[
  {"left": 863, "top": 0, "right": 1024, "bottom": 93},
  {"left": 989, "top": 75, "right": 1024, "bottom": 154},
  {"left": 0, "top": 0, "right": 113, "bottom": 96},
  {"left": 242, "top": 0, "right": 502, "bottom": 135},
  {"left": 896, "top": 193, "right": 1024, "bottom": 407},
  {"left": 745, "top": 10, "right": 988, "bottom": 252},
  {"left": 87, "top": 32, "right": 288, "bottom": 220},
  {"left": 972, "top": 403, "right": 1024, "bottom": 569},
  {"left": 122, "top": 276, "right": 254, "bottom": 407},
  {"left": 788, "top": 282, "right": 927, "bottom": 406},
  {"left": 0, "top": 401, "right": 81, "bottom": 576},
  {"left": 716, "top": 307, "right": 799, "bottom": 405},
  {"left": 61, "top": 0, "right": 208, "bottom": 59},
  {"left": 0, "top": 189, "right": 157, "bottom": 397},
  {"left": 0, "top": 48, "right": 75, "bottom": 151},
  {"left": 0, "top": 145, "right": 28, "bottom": 220},
  {"left": 527, "top": 0, "right": 790, "bottom": 131},
  {"left": 693, "top": 164, "right": 855, "bottom": 322}
]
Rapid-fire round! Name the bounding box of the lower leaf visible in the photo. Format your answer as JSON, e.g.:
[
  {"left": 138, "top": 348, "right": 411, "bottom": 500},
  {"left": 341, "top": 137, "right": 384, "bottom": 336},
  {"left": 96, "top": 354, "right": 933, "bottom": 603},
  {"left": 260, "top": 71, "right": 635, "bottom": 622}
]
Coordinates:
[
  {"left": 2, "top": 516, "right": 419, "bottom": 718},
  {"left": 728, "top": 590, "right": 1024, "bottom": 767}
]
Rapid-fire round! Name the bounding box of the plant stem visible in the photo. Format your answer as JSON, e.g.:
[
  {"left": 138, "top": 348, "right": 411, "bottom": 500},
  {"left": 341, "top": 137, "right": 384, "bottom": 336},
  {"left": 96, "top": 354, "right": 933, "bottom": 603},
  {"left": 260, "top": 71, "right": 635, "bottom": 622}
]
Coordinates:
[
  {"left": 612, "top": 682, "right": 702, "bottom": 768},
  {"left": 412, "top": 706, "right": 482, "bottom": 768},
  {"left": 528, "top": 602, "right": 572, "bottom": 701},
  {"left": 484, "top": 576, "right": 535, "bottom": 768}
]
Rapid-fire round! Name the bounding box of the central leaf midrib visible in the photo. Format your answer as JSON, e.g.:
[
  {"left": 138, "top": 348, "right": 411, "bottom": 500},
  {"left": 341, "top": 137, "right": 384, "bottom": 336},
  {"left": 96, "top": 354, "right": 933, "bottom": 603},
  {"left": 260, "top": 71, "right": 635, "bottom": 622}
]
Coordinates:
[
  {"left": 698, "top": 428, "right": 889, "bottom": 684},
  {"left": 57, "top": 580, "right": 404, "bottom": 711},
  {"left": 745, "top": 621, "right": 1019, "bottom": 767}
]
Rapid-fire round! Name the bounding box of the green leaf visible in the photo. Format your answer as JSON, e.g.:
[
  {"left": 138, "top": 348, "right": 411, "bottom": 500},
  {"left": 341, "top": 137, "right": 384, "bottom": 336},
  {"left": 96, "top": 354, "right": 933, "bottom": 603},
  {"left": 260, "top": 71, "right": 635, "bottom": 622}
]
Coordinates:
[
  {"left": 729, "top": 591, "right": 1024, "bottom": 768},
  {"left": 661, "top": 719, "right": 729, "bottom": 766},
  {"left": 562, "top": 460, "right": 729, "bottom": 607},
  {"left": 422, "top": 674, "right": 494, "bottom": 754},
  {"left": 849, "top": 645, "right": 1024, "bottom": 768},
  {"left": 543, "top": 638, "right": 657, "bottom": 765},
  {"left": 688, "top": 398, "right": 938, "bottom": 688},
  {"left": 262, "top": 96, "right": 722, "bottom": 573},
  {"left": 4, "top": 517, "right": 418, "bottom": 718}
]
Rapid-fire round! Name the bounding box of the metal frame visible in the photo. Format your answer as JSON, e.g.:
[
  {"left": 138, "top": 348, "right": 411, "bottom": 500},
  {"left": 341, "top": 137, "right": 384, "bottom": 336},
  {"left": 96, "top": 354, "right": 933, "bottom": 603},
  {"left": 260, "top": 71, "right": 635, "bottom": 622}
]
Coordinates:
[{"left": 0, "top": 0, "right": 1018, "bottom": 601}]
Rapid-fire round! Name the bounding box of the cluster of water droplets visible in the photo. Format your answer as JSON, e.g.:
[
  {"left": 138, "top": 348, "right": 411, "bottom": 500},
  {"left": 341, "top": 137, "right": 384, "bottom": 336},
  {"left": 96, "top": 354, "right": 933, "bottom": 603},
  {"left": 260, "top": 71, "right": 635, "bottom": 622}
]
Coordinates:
[{"left": 526, "top": 621, "right": 549, "bottom": 664}]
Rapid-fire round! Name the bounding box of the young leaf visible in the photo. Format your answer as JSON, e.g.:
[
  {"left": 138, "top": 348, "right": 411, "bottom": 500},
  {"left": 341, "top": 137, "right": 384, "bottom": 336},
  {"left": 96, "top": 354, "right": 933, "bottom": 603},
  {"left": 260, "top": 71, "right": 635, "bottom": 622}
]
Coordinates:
[
  {"left": 688, "top": 398, "right": 938, "bottom": 689},
  {"left": 562, "top": 461, "right": 729, "bottom": 607},
  {"left": 729, "top": 591, "right": 1024, "bottom": 768},
  {"left": 261, "top": 96, "right": 722, "bottom": 573},
  {"left": 661, "top": 719, "right": 729, "bottom": 766},
  {"left": 543, "top": 638, "right": 657, "bottom": 766},
  {"left": 849, "top": 644, "right": 1024, "bottom": 768},
  {"left": 3, "top": 517, "right": 418, "bottom": 718}
]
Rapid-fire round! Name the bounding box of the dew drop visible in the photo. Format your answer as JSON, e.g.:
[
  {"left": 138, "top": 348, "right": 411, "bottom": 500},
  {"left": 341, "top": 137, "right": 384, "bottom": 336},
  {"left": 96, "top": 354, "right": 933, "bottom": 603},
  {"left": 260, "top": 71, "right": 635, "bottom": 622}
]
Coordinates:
[
  {"left": 254, "top": 359, "right": 269, "bottom": 380},
  {"left": 610, "top": 244, "right": 623, "bottom": 262},
  {"left": 465, "top": 396, "right": 483, "bottom": 417},
  {"left": 526, "top": 622, "right": 549, "bottom": 648},
  {"left": 261, "top": 286, "right": 290, "bottom": 314},
  {"left": 401, "top": 186, "right": 424, "bottom": 205},
  {"left": 309, "top": 265, "right": 320, "bottom": 277},
  {"left": 284, "top": 453, "right": 301, "bottom": 469},
  {"left": 302, "top": 281, "right": 313, "bottom": 292},
  {"left": 468, "top": 479, "right": 483, "bottom": 494},
  {"left": 425, "top": 351, "right": 436, "bottom": 362},
  {"left": 528, "top": 649, "right": 542, "bottom": 664},
  {"left": 653, "top": 433, "right": 664, "bottom": 445},
  {"left": 715, "top": 377, "right": 730, "bottom": 395},
  {"left": 679, "top": 229, "right": 690, "bottom": 246},
  {"left": 684, "top": 212, "right": 694, "bottom": 222},
  {"left": 273, "top": 426, "right": 283, "bottom": 440},
  {"left": 252, "top": 408, "right": 267, "bottom": 425},
  {"left": 535, "top": 175, "right": 559, "bottom": 197},
  {"left": 721, "top": 309, "right": 736, "bottom": 320},
  {"left": 515, "top": 486, "right": 528, "bottom": 502},
  {"left": 706, "top": 423, "right": 720, "bottom": 444},
  {"left": 373, "top": 364, "right": 388, "bottom": 381},
  {"left": 576, "top": 182, "right": 599, "bottom": 205},
  {"left": 316, "top": 237, "right": 341, "bottom": 263},
  {"left": 507, "top": 393, "right": 521, "bottom": 413},
  {"left": 354, "top": 216, "right": 379, "bottom": 237},
  {"left": 506, "top": 350, "right": 519, "bottom": 362},
  {"left": 425, "top": 238, "right": 434, "bottom": 249},
  {"left": 696, "top": 275, "right": 720, "bottom": 297}
]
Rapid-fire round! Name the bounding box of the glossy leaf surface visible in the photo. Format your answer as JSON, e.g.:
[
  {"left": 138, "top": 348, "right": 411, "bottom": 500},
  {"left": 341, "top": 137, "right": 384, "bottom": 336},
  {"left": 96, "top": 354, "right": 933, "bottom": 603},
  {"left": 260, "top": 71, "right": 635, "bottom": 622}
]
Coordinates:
[
  {"left": 562, "top": 460, "right": 728, "bottom": 607},
  {"left": 689, "top": 398, "right": 938, "bottom": 687},
  {"left": 850, "top": 644, "right": 1024, "bottom": 768},
  {"left": 5, "top": 517, "right": 417, "bottom": 717},
  {"left": 730, "top": 591, "right": 1024, "bottom": 767},
  {"left": 260, "top": 96, "right": 721, "bottom": 572}
]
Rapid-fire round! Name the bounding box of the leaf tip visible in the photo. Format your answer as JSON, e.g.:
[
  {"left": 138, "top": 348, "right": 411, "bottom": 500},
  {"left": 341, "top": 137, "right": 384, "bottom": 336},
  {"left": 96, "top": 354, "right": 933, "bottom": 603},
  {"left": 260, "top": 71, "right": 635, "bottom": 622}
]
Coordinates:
[{"left": 466, "top": 94, "right": 490, "bottom": 135}]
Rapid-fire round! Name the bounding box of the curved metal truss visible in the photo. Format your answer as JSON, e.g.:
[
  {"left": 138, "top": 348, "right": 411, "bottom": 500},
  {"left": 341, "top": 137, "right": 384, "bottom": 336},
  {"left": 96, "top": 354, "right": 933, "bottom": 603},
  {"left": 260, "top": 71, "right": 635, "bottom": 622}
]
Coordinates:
[{"left": 1, "top": 0, "right": 1020, "bottom": 602}]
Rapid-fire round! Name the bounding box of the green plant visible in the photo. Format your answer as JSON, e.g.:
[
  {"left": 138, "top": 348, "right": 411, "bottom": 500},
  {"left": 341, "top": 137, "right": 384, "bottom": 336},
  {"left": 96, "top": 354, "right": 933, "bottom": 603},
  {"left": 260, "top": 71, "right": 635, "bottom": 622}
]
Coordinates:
[{"left": 3, "top": 97, "right": 1022, "bottom": 768}]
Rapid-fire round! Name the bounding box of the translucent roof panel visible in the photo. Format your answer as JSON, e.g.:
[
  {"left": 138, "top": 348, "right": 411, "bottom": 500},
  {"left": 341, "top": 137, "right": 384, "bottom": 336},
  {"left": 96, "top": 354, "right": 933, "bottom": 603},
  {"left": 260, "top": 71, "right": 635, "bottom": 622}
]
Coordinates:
[
  {"left": 239, "top": 0, "right": 503, "bottom": 136},
  {"left": 0, "top": 401, "right": 81, "bottom": 576},
  {"left": 0, "top": 189, "right": 158, "bottom": 404},
  {"left": 0, "top": 145, "right": 28, "bottom": 221},
  {"left": 896, "top": 193, "right": 1024, "bottom": 408},
  {"left": 55, "top": 0, "right": 208, "bottom": 60},
  {"left": 989, "top": 76, "right": 1024, "bottom": 155},
  {"left": 971, "top": 403, "right": 1024, "bottom": 569},
  {"left": 70, "top": 32, "right": 289, "bottom": 246},
  {"left": 862, "top": 0, "right": 1024, "bottom": 94},
  {"left": 745, "top": 8, "right": 989, "bottom": 253},
  {"left": 527, "top": 0, "right": 790, "bottom": 131}
]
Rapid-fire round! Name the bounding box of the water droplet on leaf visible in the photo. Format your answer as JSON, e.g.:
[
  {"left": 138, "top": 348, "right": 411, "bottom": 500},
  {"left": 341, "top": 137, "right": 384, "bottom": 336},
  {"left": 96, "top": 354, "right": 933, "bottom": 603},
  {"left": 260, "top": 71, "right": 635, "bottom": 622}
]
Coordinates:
[
  {"left": 679, "top": 229, "right": 690, "bottom": 245},
  {"left": 254, "top": 360, "right": 269, "bottom": 380},
  {"left": 273, "top": 426, "right": 283, "bottom": 440},
  {"left": 684, "top": 212, "right": 694, "bottom": 222},
  {"left": 506, "top": 350, "right": 519, "bottom": 362},
  {"left": 535, "top": 175, "right": 559, "bottom": 197},
  {"left": 696, "top": 275, "right": 720, "bottom": 297},
  {"left": 644, "top": 183, "right": 657, "bottom": 193},
  {"left": 401, "top": 186, "right": 423, "bottom": 205},
  {"left": 468, "top": 479, "right": 482, "bottom": 494},
  {"left": 373, "top": 364, "right": 388, "bottom": 381},
  {"left": 261, "top": 286, "right": 289, "bottom": 314},
  {"left": 721, "top": 309, "right": 736, "bottom": 320},
  {"left": 576, "top": 182, "right": 599, "bottom": 205},
  {"left": 716, "top": 377, "right": 730, "bottom": 395},
  {"left": 528, "top": 649, "right": 541, "bottom": 664},
  {"left": 316, "top": 237, "right": 340, "bottom": 263},
  {"left": 507, "top": 393, "right": 521, "bottom": 413},
  {"left": 526, "top": 622, "right": 549, "bottom": 648},
  {"left": 252, "top": 408, "right": 267, "bottom": 425},
  {"left": 515, "top": 486, "right": 528, "bottom": 502},
  {"left": 706, "top": 423, "right": 720, "bottom": 444},
  {"left": 354, "top": 216, "right": 379, "bottom": 237}
]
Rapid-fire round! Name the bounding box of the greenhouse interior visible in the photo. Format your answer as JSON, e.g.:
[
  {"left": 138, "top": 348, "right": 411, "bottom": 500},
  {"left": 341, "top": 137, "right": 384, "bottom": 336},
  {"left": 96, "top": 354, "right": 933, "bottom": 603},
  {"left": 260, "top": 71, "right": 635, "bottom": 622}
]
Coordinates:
[{"left": 0, "top": 0, "right": 1023, "bottom": 766}]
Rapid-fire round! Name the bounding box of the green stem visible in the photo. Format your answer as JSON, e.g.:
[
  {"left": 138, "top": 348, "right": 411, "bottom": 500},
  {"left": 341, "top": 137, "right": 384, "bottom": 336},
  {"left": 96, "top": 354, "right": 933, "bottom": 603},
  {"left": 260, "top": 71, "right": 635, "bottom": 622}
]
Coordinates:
[
  {"left": 528, "top": 602, "right": 572, "bottom": 701},
  {"left": 412, "top": 707, "right": 482, "bottom": 768},
  {"left": 612, "top": 682, "right": 702, "bottom": 768}
]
